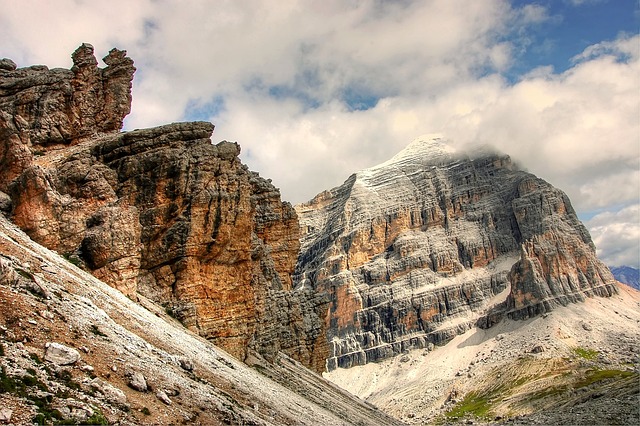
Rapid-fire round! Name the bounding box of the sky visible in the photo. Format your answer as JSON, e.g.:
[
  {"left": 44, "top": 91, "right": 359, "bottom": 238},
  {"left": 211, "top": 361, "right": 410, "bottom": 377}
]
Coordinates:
[{"left": 1, "top": 0, "right": 638, "bottom": 268}]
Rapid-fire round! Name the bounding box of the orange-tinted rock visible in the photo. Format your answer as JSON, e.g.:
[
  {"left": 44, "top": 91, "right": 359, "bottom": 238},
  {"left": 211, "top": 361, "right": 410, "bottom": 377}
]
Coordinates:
[{"left": 0, "top": 46, "right": 327, "bottom": 372}]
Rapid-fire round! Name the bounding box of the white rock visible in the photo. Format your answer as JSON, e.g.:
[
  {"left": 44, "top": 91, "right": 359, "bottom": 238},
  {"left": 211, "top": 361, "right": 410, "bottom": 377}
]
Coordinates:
[
  {"left": 45, "top": 342, "right": 80, "bottom": 365},
  {"left": 127, "top": 371, "right": 147, "bottom": 392},
  {"left": 0, "top": 408, "right": 12, "bottom": 423},
  {"left": 156, "top": 390, "right": 172, "bottom": 405},
  {"left": 90, "top": 378, "right": 127, "bottom": 405}
]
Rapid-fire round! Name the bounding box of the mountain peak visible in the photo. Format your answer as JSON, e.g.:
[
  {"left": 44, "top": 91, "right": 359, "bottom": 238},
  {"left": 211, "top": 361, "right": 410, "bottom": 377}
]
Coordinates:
[{"left": 366, "top": 134, "right": 456, "bottom": 175}]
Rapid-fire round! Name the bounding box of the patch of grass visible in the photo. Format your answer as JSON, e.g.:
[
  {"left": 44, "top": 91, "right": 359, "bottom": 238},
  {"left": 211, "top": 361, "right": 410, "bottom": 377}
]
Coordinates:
[
  {"left": 445, "top": 391, "right": 494, "bottom": 419},
  {"left": 55, "top": 369, "right": 80, "bottom": 391},
  {"left": 526, "top": 368, "right": 636, "bottom": 403},
  {"left": 63, "top": 252, "right": 84, "bottom": 268},
  {"left": 141, "top": 407, "right": 151, "bottom": 415},
  {"left": 29, "top": 352, "right": 43, "bottom": 364},
  {"left": 1, "top": 366, "right": 63, "bottom": 424},
  {"left": 575, "top": 369, "right": 635, "bottom": 388},
  {"left": 573, "top": 347, "right": 599, "bottom": 360},
  {"left": 85, "top": 410, "right": 109, "bottom": 425}
]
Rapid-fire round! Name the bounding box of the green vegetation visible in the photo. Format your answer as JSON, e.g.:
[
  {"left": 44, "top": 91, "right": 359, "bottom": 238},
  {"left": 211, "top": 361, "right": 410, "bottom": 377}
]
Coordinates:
[
  {"left": 141, "top": 407, "right": 151, "bottom": 415},
  {"left": 2, "top": 365, "right": 110, "bottom": 425},
  {"left": 63, "top": 252, "right": 84, "bottom": 268},
  {"left": 445, "top": 391, "right": 494, "bottom": 419},
  {"left": 573, "top": 347, "right": 599, "bottom": 360},
  {"left": 1, "top": 366, "right": 63, "bottom": 425},
  {"left": 55, "top": 369, "right": 80, "bottom": 391},
  {"left": 527, "top": 368, "right": 636, "bottom": 402},
  {"left": 29, "top": 352, "right": 43, "bottom": 364},
  {"left": 575, "top": 369, "right": 634, "bottom": 388},
  {"left": 85, "top": 410, "right": 109, "bottom": 425}
]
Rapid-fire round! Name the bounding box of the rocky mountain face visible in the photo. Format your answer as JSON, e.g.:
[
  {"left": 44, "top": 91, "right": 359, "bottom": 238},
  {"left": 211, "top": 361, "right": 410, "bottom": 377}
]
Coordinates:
[
  {"left": 0, "top": 44, "right": 327, "bottom": 372},
  {"left": 295, "top": 136, "right": 618, "bottom": 370},
  {"left": 0, "top": 213, "right": 399, "bottom": 425}
]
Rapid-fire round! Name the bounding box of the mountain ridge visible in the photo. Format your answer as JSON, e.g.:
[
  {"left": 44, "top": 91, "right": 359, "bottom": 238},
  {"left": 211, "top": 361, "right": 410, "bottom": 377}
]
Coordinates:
[{"left": 610, "top": 265, "right": 640, "bottom": 290}]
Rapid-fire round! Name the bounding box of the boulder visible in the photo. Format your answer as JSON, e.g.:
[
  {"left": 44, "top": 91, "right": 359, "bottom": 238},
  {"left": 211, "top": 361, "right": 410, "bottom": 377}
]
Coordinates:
[
  {"left": 156, "top": 390, "right": 172, "bottom": 405},
  {"left": 44, "top": 342, "right": 80, "bottom": 366},
  {"left": 127, "top": 371, "right": 147, "bottom": 392}
]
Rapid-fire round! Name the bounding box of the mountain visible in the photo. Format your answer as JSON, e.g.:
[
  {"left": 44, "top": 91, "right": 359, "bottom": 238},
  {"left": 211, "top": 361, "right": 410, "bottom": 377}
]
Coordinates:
[
  {"left": 295, "top": 135, "right": 618, "bottom": 370},
  {"left": 1, "top": 44, "right": 637, "bottom": 425},
  {"left": 0, "top": 44, "right": 398, "bottom": 425},
  {"left": 610, "top": 266, "right": 640, "bottom": 290},
  {"left": 0, "top": 213, "right": 398, "bottom": 425},
  {"left": 325, "top": 282, "right": 640, "bottom": 424},
  {"left": 0, "top": 44, "right": 327, "bottom": 373},
  {"left": 296, "top": 136, "right": 638, "bottom": 424}
]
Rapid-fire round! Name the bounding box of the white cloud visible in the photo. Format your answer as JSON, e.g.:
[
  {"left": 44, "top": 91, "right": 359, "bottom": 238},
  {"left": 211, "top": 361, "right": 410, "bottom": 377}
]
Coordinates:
[
  {"left": 586, "top": 205, "right": 640, "bottom": 268},
  {"left": 1, "top": 0, "right": 637, "bottom": 267}
]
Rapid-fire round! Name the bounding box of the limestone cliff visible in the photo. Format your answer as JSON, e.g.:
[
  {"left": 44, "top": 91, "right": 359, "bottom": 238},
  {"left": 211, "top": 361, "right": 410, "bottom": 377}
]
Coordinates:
[
  {"left": 294, "top": 135, "right": 617, "bottom": 370},
  {"left": 0, "top": 44, "right": 327, "bottom": 371}
]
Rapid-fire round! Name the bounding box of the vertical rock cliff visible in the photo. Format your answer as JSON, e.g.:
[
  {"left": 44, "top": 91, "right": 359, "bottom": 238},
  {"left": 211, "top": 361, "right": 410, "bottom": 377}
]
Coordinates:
[
  {"left": 294, "top": 135, "right": 617, "bottom": 370},
  {"left": 0, "top": 44, "right": 327, "bottom": 371}
]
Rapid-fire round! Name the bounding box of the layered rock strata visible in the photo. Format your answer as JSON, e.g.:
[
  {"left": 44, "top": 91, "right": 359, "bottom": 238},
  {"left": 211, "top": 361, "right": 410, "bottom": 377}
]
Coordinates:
[
  {"left": 0, "top": 45, "right": 327, "bottom": 371},
  {"left": 294, "top": 135, "right": 617, "bottom": 370}
]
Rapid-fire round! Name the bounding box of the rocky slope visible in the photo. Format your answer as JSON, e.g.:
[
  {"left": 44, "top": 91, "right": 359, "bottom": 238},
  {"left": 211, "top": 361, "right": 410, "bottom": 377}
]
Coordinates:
[
  {"left": 0, "top": 44, "right": 327, "bottom": 371},
  {"left": 325, "top": 282, "right": 640, "bottom": 425},
  {"left": 295, "top": 135, "right": 618, "bottom": 370},
  {"left": 0, "top": 213, "right": 399, "bottom": 425}
]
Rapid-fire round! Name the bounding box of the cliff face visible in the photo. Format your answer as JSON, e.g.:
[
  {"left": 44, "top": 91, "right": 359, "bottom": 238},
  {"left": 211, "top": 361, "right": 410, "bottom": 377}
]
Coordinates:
[
  {"left": 0, "top": 44, "right": 327, "bottom": 371},
  {"left": 295, "top": 136, "right": 617, "bottom": 370}
]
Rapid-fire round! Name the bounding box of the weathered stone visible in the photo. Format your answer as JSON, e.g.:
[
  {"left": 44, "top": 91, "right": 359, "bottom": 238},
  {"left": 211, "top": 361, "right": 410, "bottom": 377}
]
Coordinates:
[
  {"left": 0, "top": 58, "right": 16, "bottom": 71},
  {"left": 0, "top": 191, "right": 10, "bottom": 212},
  {"left": 45, "top": 342, "right": 80, "bottom": 365},
  {"left": 179, "top": 358, "right": 194, "bottom": 372},
  {"left": 0, "top": 408, "right": 12, "bottom": 424},
  {"left": 0, "top": 43, "right": 134, "bottom": 155},
  {"left": 127, "top": 371, "right": 147, "bottom": 392},
  {"left": 0, "top": 45, "right": 327, "bottom": 372},
  {"left": 156, "top": 390, "right": 172, "bottom": 405},
  {"left": 296, "top": 136, "right": 617, "bottom": 370},
  {"left": 530, "top": 344, "right": 546, "bottom": 354},
  {"left": 51, "top": 399, "right": 94, "bottom": 424},
  {"left": 90, "top": 377, "right": 128, "bottom": 406}
]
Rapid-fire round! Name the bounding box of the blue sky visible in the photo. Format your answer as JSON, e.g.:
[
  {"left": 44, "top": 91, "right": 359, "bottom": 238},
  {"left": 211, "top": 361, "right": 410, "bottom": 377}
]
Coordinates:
[
  {"left": 1, "top": 0, "right": 638, "bottom": 267},
  {"left": 510, "top": 0, "right": 638, "bottom": 75}
]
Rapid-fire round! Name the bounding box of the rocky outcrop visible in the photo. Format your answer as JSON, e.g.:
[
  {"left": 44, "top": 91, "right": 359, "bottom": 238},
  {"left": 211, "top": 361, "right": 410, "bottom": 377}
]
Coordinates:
[
  {"left": 295, "top": 135, "right": 617, "bottom": 370},
  {"left": 0, "top": 45, "right": 327, "bottom": 371},
  {"left": 0, "top": 213, "right": 400, "bottom": 426}
]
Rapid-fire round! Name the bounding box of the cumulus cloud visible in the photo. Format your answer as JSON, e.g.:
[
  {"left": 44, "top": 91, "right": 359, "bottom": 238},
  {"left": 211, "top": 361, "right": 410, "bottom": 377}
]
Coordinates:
[
  {"left": 586, "top": 205, "right": 640, "bottom": 268},
  {"left": 1, "top": 0, "right": 637, "bottom": 266}
]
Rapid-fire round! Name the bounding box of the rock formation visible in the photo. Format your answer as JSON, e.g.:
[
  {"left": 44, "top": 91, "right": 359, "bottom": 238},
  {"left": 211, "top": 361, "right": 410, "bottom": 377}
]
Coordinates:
[
  {"left": 294, "top": 135, "right": 617, "bottom": 370},
  {"left": 0, "top": 44, "right": 327, "bottom": 371},
  {"left": 0, "top": 213, "right": 399, "bottom": 425}
]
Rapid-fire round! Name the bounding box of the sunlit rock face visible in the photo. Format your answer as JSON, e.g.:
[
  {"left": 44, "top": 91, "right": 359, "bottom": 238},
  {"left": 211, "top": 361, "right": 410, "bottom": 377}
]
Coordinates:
[
  {"left": 295, "top": 135, "right": 617, "bottom": 370},
  {"left": 0, "top": 45, "right": 328, "bottom": 372}
]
